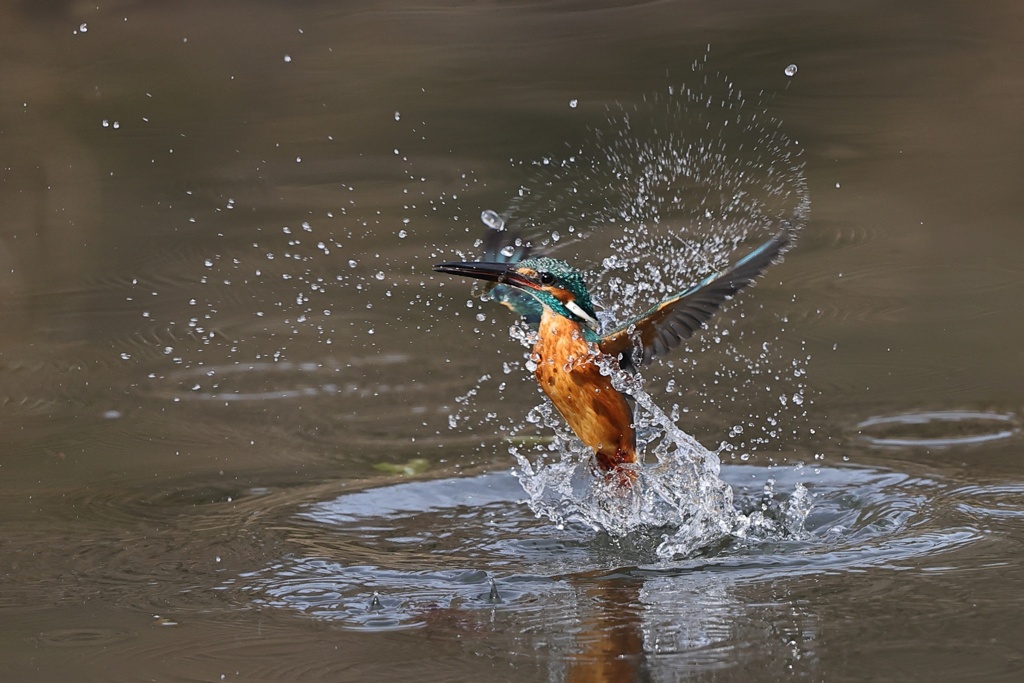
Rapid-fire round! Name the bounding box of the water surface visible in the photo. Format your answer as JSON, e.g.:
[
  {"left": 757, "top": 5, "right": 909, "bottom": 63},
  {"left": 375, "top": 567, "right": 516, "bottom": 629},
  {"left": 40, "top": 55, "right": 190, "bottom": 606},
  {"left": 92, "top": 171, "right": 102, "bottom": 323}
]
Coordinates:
[{"left": 2, "top": 1, "right": 1024, "bottom": 680}]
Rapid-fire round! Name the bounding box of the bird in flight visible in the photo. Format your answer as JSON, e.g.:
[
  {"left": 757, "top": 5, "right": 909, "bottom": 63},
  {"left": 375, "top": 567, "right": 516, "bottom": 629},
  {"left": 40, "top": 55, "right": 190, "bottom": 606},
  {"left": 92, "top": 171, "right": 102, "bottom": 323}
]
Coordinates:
[{"left": 434, "top": 217, "right": 792, "bottom": 485}]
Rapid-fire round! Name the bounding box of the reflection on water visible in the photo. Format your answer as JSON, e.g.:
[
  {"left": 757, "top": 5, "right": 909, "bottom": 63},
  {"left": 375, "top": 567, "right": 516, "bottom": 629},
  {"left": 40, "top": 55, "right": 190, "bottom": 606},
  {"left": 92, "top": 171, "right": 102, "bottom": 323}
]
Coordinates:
[{"left": 3, "top": 0, "right": 1024, "bottom": 681}]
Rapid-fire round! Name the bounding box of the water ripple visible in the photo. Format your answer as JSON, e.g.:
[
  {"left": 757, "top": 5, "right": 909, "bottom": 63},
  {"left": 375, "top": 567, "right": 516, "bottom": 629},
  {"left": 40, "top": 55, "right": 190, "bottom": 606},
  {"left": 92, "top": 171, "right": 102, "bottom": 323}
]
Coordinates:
[
  {"left": 238, "top": 462, "right": 998, "bottom": 631},
  {"left": 856, "top": 410, "right": 1019, "bottom": 448}
]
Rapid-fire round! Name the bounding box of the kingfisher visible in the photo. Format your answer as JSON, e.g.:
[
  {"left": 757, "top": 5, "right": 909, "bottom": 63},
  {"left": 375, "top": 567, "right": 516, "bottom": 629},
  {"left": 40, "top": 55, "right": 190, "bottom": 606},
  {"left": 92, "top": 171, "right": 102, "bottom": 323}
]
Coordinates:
[{"left": 434, "top": 221, "right": 792, "bottom": 484}]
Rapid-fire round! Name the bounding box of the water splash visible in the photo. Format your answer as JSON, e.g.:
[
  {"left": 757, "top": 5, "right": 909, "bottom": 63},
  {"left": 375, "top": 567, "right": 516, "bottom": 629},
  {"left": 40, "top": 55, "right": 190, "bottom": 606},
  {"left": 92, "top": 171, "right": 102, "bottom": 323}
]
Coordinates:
[
  {"left": 509, "top": 346, "right": 813, "bottom": 558},
  {"left": 452, "top": 60, "right": 815, "bottom": 555},
  {"left": 457, "top": 56, "right": 814, "bottom": 467}
]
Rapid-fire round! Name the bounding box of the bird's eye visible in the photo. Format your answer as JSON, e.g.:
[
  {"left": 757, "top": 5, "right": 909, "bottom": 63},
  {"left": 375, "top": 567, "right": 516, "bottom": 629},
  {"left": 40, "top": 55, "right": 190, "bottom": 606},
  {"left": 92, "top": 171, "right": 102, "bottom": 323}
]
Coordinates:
[{"left": 538, "top": 272, "right": 555, "bottom": 285}]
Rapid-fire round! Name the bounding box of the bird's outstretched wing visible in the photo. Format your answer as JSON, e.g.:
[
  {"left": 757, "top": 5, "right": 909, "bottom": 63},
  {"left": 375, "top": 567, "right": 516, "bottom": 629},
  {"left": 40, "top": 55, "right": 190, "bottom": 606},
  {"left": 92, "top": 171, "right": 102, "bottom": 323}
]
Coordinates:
[
  {"left": 479, "top": 215, "right": 543, "bottom": 325},
  {"left": 599, "top": 230, "right": 792, "bottom": 372}
]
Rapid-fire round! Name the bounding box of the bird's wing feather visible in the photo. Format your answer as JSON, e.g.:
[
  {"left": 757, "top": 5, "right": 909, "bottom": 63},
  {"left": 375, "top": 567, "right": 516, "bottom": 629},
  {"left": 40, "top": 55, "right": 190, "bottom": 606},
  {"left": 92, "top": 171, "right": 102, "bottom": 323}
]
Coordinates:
[{"left": 599, "top": 230, "right": 791, "bottom": 371}]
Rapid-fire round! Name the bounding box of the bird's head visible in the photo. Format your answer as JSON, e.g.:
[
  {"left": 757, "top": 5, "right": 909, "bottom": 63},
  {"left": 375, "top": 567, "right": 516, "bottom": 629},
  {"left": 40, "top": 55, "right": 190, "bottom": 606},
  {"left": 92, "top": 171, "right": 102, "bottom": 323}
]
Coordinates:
[{"left": 433, "top": 256, "right": 600, "bottom": 331}]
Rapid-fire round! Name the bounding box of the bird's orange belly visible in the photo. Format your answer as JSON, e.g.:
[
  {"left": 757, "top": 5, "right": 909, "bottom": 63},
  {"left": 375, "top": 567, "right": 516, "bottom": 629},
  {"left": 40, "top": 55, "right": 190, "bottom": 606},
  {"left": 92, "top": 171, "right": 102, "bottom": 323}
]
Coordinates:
[{"left": 533, "top": 315, "right": 636, "bottom": 471}]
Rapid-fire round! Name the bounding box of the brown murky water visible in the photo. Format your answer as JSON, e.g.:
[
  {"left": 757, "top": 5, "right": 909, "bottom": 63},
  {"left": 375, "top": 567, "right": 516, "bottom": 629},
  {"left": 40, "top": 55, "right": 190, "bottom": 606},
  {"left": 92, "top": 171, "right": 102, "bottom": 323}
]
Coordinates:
[{"left": 3, "top": 1, "right": 1024, "bottom": 680}]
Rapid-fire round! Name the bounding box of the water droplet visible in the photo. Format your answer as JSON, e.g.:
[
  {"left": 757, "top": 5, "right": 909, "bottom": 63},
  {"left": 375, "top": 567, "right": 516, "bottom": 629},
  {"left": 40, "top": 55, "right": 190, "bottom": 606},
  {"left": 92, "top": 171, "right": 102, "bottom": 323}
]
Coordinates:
[
  {"left": 785, "top": 64, "right": 798, "bottom": 77},
  {"left": 487, "top": 579, "right": 503, "bottom": 604},
  {"left": 283, "top": 54, "right": 292, "bottom": 63},
  {"left": 481, "top": 210, "right": 504, "bottom": 231},
  {"left": 394, "top": 111, "right": 401, "bottom": 121},
  {"left": 569, "top": 99, "right": 578, "bottom": 108},
  {"left": 368, "top": 592, "right": 383, "bottom": 611}
]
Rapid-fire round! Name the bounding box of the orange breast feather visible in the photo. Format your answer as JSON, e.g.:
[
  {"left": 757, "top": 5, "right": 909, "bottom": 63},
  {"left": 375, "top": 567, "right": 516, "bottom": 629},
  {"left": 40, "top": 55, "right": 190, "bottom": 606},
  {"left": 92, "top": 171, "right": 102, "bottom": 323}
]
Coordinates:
[{"left": 532, "top": 312, "right": 636, "bottom": 471}]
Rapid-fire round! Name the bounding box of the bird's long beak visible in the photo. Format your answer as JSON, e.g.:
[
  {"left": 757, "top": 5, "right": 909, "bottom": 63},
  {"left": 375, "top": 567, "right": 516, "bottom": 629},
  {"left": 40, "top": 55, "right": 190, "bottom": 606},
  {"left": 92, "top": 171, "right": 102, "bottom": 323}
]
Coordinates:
[{"left": 432, "top": 261, "right": 537, "bottom": 290}]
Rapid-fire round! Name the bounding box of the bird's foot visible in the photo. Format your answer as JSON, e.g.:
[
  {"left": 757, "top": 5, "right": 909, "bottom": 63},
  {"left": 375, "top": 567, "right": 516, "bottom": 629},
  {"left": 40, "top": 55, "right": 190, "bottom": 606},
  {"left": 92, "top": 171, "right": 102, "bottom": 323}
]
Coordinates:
[{"left": 595, "top": 448, "right": 638, "bottom": 491}]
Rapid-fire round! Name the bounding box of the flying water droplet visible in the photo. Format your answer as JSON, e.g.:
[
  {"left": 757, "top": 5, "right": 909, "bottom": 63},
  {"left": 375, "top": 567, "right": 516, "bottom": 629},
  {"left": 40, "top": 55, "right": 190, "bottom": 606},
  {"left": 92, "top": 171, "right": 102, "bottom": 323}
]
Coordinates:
[
  {"left": 480, "top": 210, "right": 504, "bottom": 231},
  {"left": 784, "top": 64, "right": 798, "bottom": 77}
]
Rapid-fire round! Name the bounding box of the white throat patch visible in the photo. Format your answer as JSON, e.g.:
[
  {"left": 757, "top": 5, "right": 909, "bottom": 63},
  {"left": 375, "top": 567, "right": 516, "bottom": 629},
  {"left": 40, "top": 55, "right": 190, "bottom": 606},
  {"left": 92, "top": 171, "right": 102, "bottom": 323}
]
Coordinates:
[{"left": 565, "top": 299, "right": 600, "bottom": 331}]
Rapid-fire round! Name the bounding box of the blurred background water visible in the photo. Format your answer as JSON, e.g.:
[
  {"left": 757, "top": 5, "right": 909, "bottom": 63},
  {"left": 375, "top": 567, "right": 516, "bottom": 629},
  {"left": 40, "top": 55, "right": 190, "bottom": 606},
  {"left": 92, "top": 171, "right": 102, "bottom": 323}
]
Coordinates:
[{"left": 2, "top": 1, "right": 1023, "bottom": 680}]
